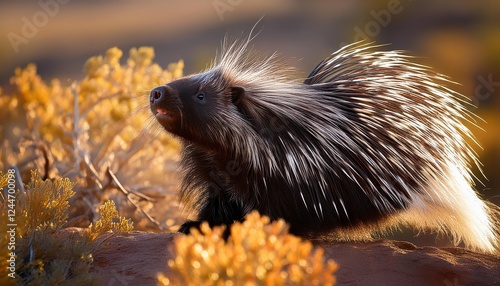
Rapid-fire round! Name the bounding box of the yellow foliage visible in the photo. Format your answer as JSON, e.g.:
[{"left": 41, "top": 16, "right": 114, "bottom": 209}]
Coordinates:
[
  {"left": 17, "top": 170, "right": 75, "bottom": 232},
  {"left": 0, "top": 170, "right": 135, "bottom": 285},
  {"left": 89, "top": 200, "right": 134, "bottom": 240},
  {"left": 1, "top": 46, "right": 184, "bottom": 232},
  {"left": 0, "top": 170, "right": 94, "bottom": 285},
  {"left": 2, "top": 45, "right": 182, "bottom": 165},
  {"left": 10, "top": 63, "right": 51, "bottom": 107},
  {"left": 160, "top": 211, "right": 338, "bottom": 286},
  {"left": 0, "top": 172, "right": 7, "bottom": 188}
]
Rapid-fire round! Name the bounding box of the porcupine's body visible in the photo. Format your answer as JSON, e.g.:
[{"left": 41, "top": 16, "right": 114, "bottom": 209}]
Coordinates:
[{"left": 149, "top": 39, "right": 499, "bottom": 253}]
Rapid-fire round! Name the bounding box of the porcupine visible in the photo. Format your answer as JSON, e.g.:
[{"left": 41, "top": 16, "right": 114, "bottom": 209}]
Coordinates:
[{"left": 149, "top": 37, "right": 500, "bottom": 254}]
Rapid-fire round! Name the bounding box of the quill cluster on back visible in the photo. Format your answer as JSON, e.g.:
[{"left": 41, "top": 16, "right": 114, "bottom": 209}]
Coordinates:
[{"left": 150, "top": 38, "right": 499, "bottom": 254}]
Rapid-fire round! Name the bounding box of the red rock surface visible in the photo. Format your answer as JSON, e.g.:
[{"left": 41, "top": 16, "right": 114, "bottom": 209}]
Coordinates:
[
  {"left": 319, "top": 240, "right": 500, "bottom": 286},
  {"left": 92, "top": 232, "right": 175, "bottom": 285},
  {"left": 92, "top": 232, "right": 500, "bottom": 285}
]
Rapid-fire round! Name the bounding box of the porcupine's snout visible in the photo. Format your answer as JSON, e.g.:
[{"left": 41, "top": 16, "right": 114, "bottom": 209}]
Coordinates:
[
  {"left": 150, "top": 86, "right": 168, "bottom": 105},
  {"left": 150, "top": 85, "right": 180, "bottom": 128}
]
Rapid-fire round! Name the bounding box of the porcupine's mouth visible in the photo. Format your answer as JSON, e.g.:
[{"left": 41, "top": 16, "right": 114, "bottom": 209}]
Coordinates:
[{"left": 154, "top": 108, "right": 175, "bottom": 125}]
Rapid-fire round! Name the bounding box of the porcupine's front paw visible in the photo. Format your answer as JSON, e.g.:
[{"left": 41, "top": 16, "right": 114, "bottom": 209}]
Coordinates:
[
  {"left": 178, "top": 220, "right": 203, "bottom": 234},
  {"left": 178, "top": 220, "right": 234, "bottom": 239}
]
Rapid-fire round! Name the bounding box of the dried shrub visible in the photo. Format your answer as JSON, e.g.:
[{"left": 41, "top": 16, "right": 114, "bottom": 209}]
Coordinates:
[
  {"left": 0, "top": 170, "right": 93, "bottom": 285},
  {"left": 88, "top": 200, "right": 134, "bottom": 240},
  {"left": 159, "top": 211, "right": 338, "bottom": 286},
  {"left": 17, "top": 170, "right": 75, "bottom": 232},
  {"left": 0, "top": 47, "right": 184, "bottom": 231},
  {"left": 0, "top": 170, "right": 134, "bottom": 285}
]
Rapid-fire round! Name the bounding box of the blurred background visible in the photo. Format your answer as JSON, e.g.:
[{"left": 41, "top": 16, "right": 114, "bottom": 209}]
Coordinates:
[{"left": 1, "top": 0, "right": 499, "bottom": 244}]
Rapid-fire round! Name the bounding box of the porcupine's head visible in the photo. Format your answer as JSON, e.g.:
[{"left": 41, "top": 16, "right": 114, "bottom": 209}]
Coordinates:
[
  {"left": 149, "top": 38, "right": 302, "bottom": 158},
  {"left": 149, "top": 69, "right": 230, "bottom": 147}
]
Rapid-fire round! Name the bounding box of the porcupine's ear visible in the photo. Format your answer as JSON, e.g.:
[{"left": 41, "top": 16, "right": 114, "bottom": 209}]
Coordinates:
[{"left": 231, "top": 86, "right": 245, "bottom": 106}]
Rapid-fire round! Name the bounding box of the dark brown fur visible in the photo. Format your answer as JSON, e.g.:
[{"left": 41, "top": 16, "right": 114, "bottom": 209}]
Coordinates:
[{"left": 149, "top": 40, "right": 499, "bottom": 253}]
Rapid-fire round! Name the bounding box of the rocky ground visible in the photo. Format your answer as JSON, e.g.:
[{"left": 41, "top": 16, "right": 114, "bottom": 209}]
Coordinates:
[{"left": 91, "top": 232, "right": 500, "bottom": 285}]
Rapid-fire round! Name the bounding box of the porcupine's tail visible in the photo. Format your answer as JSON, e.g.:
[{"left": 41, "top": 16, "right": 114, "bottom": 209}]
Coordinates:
[
  {"left": 402, "top": 164, "right": 500, "bottom": 254},
  {"left": 305, "top": 42, "right": 499, "bottom": 254}
]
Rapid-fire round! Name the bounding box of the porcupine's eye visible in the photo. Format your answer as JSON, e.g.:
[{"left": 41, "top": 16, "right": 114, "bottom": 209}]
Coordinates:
[{"left": 196, "top": 92, "right": 206, "bottom": 101}]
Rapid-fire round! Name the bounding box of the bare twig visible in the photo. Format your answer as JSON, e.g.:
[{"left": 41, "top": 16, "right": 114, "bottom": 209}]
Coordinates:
[
  {"left": 106, "top": 167, "right": 161, "bottom": 229},
  {"left": 83, "top": 157, "right": 103, "bottom": 190},
  {"left": 38, "top": 143, "right": 50, "bottom": 180},
  {"left": 79, "top": 92, "right": 123, "bottom": 121},
  {"left": 127, "top": 188, "right": 156, "bottom": 202},
  {"left": 28, "top": 231, "right": 35, "bottom": 263},
  {"left": 115, "top": 137, "right": 150, "bottom": 172},
  {"left": 133, "top": 185, "right": 169, "bottom": 197},
  {"left": 12, "top": 165, "right": 26, "bottom": 193},
  {"left": 93, "top": 125, "right": 125, "bottom": 166}
]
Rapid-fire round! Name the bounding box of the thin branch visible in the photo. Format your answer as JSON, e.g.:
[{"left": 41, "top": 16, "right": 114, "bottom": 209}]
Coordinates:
[
  {"left": 12, "top": 165, "right": 26, "bottom": 193},
  {"left": 127, "top": 188, "right": 156, "bottom": 202},
  {"left": 83, "top": 157, "right": 103, "bottom": 190},
  {"left": 38, "top": 143, "right": 50, "bottom": 180},
  {"left": 132, "top": 186, "right": 169, "bottom": 197},
  {"left": 106, "top": 167, "right": 161, "bottom": 230},
  {"left": 28, "top": 231, "right": 35, "bottom": 263}
]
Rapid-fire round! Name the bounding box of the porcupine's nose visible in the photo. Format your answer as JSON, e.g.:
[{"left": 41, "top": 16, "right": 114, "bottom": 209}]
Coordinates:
[{"left": 150, "top": 86, "right": 168, "bottom": 105}]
